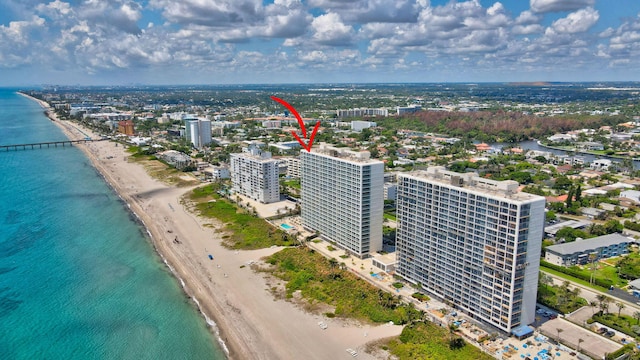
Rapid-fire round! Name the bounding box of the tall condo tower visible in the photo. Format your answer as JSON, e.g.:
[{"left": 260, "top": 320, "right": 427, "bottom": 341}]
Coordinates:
[
  {"left": 301, "top": 144, "right": 384, "bottom": 258},
  {"left": 396, "top": 167, "right": 545, "bottom": 332},
  {"left": 185, "top": 118, "right": 212, "bottom": 148},
  {"left": 230, "top": 147, "right": 280, "bottom": 204}
]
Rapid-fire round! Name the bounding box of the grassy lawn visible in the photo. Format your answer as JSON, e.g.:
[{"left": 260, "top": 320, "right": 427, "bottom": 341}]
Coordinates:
[
  {"left": 385, "top": 322, "right": 494, "bottom": 360},
  {"left": 563, "top": 263, "right": 627, "bottom": 288},
  {"left": 596, "top": 264, "right": 628, "bottom": 287},
  {"left": 283, "top": 178, "right": 301, "bottom": 190},
  {"left": 540, "top": 266, "right": 608, "bottom": 292},
  {"left": 189, "top": 185, "right": 295, "bottom": 249},
  {"left": 383, "top": 212, "right": 397, "bottom": 221},
  {"left": 264, "top": 247, "right": 422, "bottom": 324}
]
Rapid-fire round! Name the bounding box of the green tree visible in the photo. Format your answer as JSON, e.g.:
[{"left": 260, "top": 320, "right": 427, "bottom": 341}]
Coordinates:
[
  {"left": 604, "top": 220, "right": 623, "bottom": 234},
  {"left": 554, "top": 176, "right": 573, "bottom": 190},
  {"left": 575, "top": 183, "right": 582, "bottom": 202},
  {"left": 590, "top": 300, "right": 598, "bottom": 315},
  {"left": 566, "top": 186, "right": 574, "bottom": 208},
  {"left": 546, "top": 210, "right": 557, "bottom": 222},
  {"left": 359, "top": 128, "right": 372, "bottom": 142},
  {"left": 510, "top": 171, "right": 532, "bottom": 184}
]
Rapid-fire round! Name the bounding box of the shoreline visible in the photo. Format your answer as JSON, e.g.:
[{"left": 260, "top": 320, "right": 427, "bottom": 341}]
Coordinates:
[
  {"left": 20, "top": 91, "right": 403, "bottom": 360},
  {"left": 18, "top": 92, "right": 238, "bottom": 359}
]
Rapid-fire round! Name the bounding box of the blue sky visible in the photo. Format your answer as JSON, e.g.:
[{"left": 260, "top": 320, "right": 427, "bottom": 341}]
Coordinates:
[{"left": 1, "top": 0, "right": 640, "bottom": 85}]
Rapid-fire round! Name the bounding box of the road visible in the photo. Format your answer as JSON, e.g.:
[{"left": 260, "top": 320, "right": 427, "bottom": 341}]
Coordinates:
[{"left": 542, "top": 270, "right": 640, "bottom": 317}]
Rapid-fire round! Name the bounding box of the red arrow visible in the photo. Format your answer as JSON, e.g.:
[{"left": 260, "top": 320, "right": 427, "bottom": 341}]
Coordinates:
[{"left": 271, "top": 96, "right": 320, "bottom": 152}]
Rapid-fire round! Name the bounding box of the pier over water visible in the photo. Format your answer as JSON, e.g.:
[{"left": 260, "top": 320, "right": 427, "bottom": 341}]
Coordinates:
[{"left": 0, "top": 138, "right": 103, "bottom": 151}]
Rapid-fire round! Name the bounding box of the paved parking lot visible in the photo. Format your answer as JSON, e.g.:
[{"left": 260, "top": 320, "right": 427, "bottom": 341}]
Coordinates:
[
  {"left": 234, "top": 194, "right": 296, "bottom": 218},
  {"left": 539, "top": 318, "right": 621, "bottom": 359}
]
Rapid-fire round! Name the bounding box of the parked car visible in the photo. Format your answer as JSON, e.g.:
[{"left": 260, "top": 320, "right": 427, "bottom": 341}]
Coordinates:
[{"left": 605, "top": 331, "right": 615, "bottom": 337}]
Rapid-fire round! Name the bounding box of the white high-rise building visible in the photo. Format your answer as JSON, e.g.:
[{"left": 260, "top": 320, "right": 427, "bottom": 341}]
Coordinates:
[
  {"left": 185, "top": 118, "right": 212, "bottom": 148},
  {"left": 301, "top": 144, "right": 384, "bottom": 258},
  {"left": 396, "top": 167, "right": 545, "bottom": 333},
  {"left": 230, "top": 148, "right": 280, "bottom": 204},
  {"left": 351, "top": 120, "right": 377, "bottom": 131},
  {"left": 284, "top": 157, "right": 301, "bottom": 178}
]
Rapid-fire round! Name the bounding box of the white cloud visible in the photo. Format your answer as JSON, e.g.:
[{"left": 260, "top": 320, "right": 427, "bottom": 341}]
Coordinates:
[
  {"left": 35, "top": 0, "right": 72, "bottom": 19},
  {"left": 254, "top": 0, "right": 311, "bottom": 38},
  {"left": 311, "top": 13, "right": 355, "bottom": 46},
  {"left": 0, "top": 16, "right": 45, "bottom": 45},
  {"left": 611, "top": 31, "right": 640, "bottom": 45},
  {"left": 78, "top": 0, "right": 143, "bottom": 34},
  {"left": 299, "top": 50, "right": 327, "bottom": 63},
  {"left": 551, "top": 7, "right": 599, "bottom": 34},
  {"left": 512, "top": 24, "right": 543, "bottom": 35},
  {"left": 309, "top": 0, "right": 422, "bottom": 24},
  {"left": 150, "top": 0, "right": 262, "bottom": 27},
  {"left": 530, "top": 0, "right": 595, "bottom": 14},
  {"left": 515, "top": 10, "right": 540, "bottom": 25},
  {"left": 0, "top": 0, "right": 639, "bottom": 83}
]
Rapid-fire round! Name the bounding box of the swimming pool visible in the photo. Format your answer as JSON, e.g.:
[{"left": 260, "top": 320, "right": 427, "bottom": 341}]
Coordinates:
[{"left": 280, "top": 223, "right": 294, "bottom": 230}]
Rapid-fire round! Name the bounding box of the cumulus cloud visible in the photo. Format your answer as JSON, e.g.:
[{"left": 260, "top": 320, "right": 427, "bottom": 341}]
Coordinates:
[
  {"left": 311, "top": 13, "right": 355, "bottom": 46},
  {"left": 530, "top": 0, "right": 595, "bottom": 14},
  {"left": 78, "top": 0, "right": 143, "bottom": 35},
  {"left": 309, "top": 0, "right": 422, "bottom": 24},
  {"left": 512, "top": 24, "right": 543, "bottom": 35},
  {"left": 254, "top": 0, "right": 311, "bottom": 38},
  {"left": 35, "top": 0, "right": 72, "bottom": 19},
  {"left": 1, "top": 0, "right": 639, "bottom": 82},
  {"left": 515, "top": 10, "right": 540, "bottom": 25},
  {"left": 150, "top": 0, "right": 262, "bottom": 27},
  {"left": 0, "top": 15, "right": 45, "bottom": 45},
  {"left": 551, "top": 7, "right": 599, "bottom": 34}
]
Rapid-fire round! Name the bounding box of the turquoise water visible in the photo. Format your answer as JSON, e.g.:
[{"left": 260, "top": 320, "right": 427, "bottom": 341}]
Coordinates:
[
  {"left": 280, "top": 223, "right": 293, "bottom": 230},
  {"left": 0, "top": 90, "right": 225, "bottom": 359}
]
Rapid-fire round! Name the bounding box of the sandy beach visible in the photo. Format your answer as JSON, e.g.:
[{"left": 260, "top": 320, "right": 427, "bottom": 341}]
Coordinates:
[{"left": 23, "top": 93, "right": 403, "bottom": 359}]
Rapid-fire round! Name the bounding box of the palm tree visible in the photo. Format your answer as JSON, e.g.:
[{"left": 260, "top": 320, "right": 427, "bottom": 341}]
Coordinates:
[
  {"left": 590, "top": 300, "right": 598, "bottom": 315},
  {"left": 616, "top": 302, "right": 626, "bottom": 317},
  {"left": 588, "top": 253, "right": 598, "bottom": 284},
  {"left": 556, "top": 328, "right": 564, "bottom": 343},
  {"left": 634, "top": 311, "right": 640, "bottom": 325},
  {"left": 577, "top": 338, "right": 584, "bottom": 353},
  {"left": 571, "top": 287, "right": 581, "bottom": 305},
  {"left": 596, "top": 294, "right": 611, "bottom": 314},
  {"left": 602, "top": 297, "right": 612, "bottom": 314}
]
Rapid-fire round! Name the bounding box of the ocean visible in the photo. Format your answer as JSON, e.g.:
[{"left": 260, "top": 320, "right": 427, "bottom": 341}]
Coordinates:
[{"left": 0, "top": 89, "right": 225, "bottom": 359}]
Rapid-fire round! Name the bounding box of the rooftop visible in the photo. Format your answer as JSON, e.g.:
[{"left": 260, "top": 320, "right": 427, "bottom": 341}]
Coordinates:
[
  {"left": 231, "top": 147, "right": 278, "bottom": 162},
  {"left": 400, "top": 166, "right": 544, "bottom": 202},
  {"left": 544, "top": 220, "right": 591, "bottom": 236},
  {"left": 545, "top": 233, "right": 633, "bottom": 256},
  {"left": 309, "top": 143, "right": 383, "bottom": 164}
]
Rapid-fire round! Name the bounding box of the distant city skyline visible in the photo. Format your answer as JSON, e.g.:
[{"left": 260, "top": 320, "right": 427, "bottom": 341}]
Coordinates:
[{"left": 1, "top": 0, "right": 640, "bottom": 86}]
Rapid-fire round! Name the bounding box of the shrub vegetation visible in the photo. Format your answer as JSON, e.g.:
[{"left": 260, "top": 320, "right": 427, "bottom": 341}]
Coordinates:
[
  {"left": 189, "top": 184, "right": 295, "bottom": 249},
  {"left": 264, "top": 247, "right": 422, "bottom": 324},
  {"left": 386, "top": 321, "right": 494, "bottom": 360}
]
